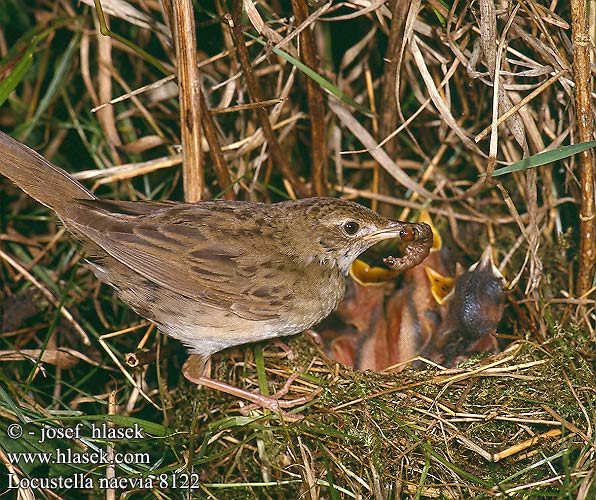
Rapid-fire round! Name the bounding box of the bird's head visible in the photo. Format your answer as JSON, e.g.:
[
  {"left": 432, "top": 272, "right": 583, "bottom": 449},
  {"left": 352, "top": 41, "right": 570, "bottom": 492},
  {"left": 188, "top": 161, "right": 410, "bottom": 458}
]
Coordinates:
[{"left": 277, "top": 198, "right": 432, "bottom": 275}]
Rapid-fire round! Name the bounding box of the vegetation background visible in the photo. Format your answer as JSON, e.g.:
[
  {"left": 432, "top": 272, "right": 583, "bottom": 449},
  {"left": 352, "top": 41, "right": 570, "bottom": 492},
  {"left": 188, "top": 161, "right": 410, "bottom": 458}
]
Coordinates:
[{"left": 0, "top": 0, "right": 594, "bottom": 498}]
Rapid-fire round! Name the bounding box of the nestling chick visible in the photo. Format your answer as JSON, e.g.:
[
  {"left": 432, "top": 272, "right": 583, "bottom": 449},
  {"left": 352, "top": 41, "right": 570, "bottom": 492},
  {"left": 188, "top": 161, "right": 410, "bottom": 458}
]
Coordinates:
[{"left": 425, "top": 245, "right": 506, "bottom": 366}]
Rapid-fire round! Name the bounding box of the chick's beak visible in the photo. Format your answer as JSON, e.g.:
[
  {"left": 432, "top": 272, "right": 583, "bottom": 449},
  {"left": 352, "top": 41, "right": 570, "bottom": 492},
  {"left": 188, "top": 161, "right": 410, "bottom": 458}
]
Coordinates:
[{"left": 470, "top": 244, "right": 506, "bottom": 283}]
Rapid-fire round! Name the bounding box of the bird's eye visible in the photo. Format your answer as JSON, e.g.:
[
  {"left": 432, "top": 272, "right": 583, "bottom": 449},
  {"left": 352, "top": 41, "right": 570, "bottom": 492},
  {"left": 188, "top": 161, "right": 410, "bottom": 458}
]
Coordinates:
[{"left": 343, "top": 221, "right": 360, "bottom": 235}]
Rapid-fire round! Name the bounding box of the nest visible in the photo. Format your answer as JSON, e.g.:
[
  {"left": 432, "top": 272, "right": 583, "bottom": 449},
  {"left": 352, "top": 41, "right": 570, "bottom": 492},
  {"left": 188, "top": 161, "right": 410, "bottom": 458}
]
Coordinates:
[{"left": 164, "top": 328, "right": 595, "bottom": 499}]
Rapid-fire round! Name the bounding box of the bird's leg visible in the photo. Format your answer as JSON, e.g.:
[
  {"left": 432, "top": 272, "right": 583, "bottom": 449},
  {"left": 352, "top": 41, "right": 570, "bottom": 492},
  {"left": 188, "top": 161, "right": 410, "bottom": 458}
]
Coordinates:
[
  {"left": 272, "top": 338, "right": 295, "bottom": 360},
  {"left": 267, "top": 331, "right": 322, "bottom": 359},
  {"left": 182, "top": 354, "right": 319, "bottom": 419},
  {"left": 305, "top": 329, "right": 323, "bottom": 345}
]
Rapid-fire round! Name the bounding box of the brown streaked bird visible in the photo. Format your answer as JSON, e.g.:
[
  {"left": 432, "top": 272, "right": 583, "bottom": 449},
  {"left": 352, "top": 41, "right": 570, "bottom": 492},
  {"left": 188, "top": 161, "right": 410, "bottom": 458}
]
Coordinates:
[{"left": 0, "top": 131, "right": 432, "bottom": 413}]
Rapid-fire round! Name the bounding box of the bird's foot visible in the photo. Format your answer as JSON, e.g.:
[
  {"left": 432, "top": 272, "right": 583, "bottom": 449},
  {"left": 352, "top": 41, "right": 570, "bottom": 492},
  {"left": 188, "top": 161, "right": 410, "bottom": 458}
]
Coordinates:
[
  {"left": 183, "top": 356, "right": 320, "bottom": 420},
  {"left": 238, "top": 372, "right": 322, "bottom": 417}
]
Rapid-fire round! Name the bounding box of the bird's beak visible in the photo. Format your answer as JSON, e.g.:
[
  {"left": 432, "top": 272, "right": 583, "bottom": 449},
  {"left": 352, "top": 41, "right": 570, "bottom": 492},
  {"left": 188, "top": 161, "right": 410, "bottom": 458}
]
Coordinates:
[
  {"left": 364, "top": 221, "right": 432, "bottom": 244},
  {"left": 469, "top": 245, "right": 506, "bottom": 283},
  {"left": 364, "top": 223, "right": 404, "bottom": 243}
]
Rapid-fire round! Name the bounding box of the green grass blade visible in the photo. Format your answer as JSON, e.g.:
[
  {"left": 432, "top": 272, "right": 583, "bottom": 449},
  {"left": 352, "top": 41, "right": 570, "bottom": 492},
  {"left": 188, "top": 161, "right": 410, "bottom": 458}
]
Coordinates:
[
  {"left": 245, "top": 31, "right": 372, "bottom": 115},
  {"left": 0, "top": 50, "right": 34, "bottom": 107},
  {"left": 17, "top": 31, "right": 82, "bottom": 140},
  {"left": 0, "top": 382, "right": 28, "bottom": 422},
  {"left": 490, "top": 141, "right": 596, "bottom": 177}
]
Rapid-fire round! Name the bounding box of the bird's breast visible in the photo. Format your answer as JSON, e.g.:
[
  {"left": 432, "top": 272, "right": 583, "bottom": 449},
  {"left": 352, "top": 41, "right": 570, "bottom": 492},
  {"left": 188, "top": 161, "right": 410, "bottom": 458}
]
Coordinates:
[{"left": 280, "top": 263, "right": 346, "bottom": 332}]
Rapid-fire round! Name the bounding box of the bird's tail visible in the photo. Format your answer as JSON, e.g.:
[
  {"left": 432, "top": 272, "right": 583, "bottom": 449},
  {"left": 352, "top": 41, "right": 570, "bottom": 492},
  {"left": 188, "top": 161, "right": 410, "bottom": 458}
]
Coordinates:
[{"left": 0, "top": 131, "right": 95, "bottom": 218}]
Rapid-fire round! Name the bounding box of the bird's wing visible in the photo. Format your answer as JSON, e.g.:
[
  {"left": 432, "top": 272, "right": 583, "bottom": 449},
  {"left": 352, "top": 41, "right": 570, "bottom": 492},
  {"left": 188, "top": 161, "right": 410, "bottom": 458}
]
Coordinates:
[
  {"left": 69, "top": 202, "right": 295, "bottom": 321},
  {"left": 77, "top": 199, "right": 178, "bottom": 216}
]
